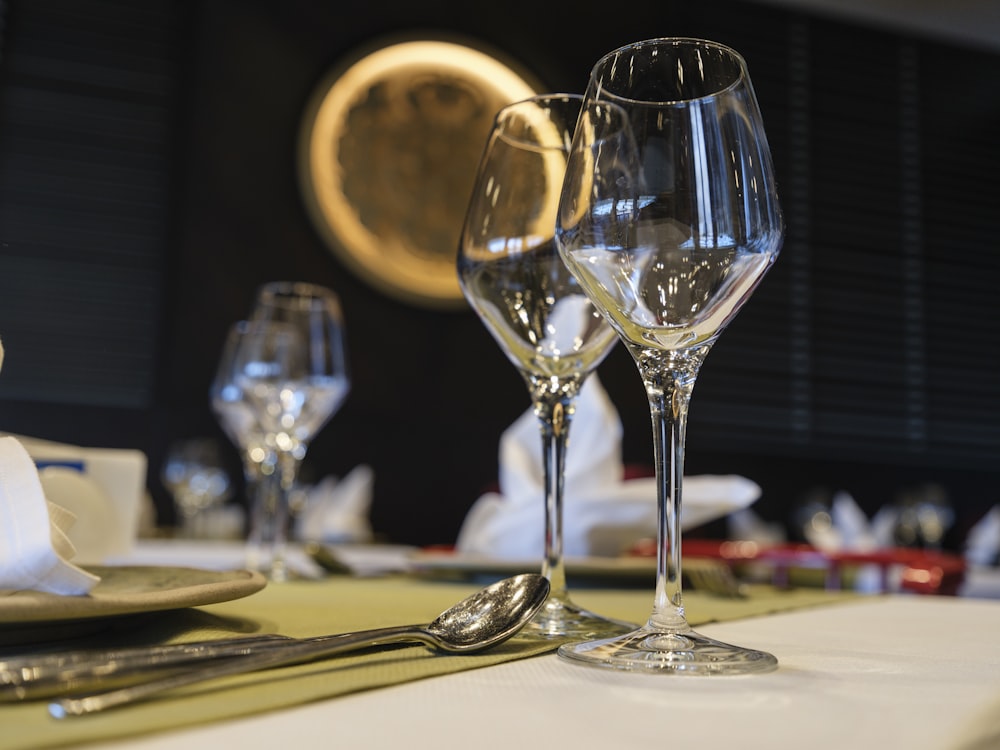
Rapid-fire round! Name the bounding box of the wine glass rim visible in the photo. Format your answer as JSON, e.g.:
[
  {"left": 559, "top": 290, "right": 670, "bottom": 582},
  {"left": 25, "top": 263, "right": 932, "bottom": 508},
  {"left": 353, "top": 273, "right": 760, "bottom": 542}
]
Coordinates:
[
  {"left": 491, "top": 92, "right": 583, "bottom": 152},
  {"left": 589, "top": 37, "right": 749, "bottom": 106},
  {"left": 256, "top": 280, "right": 342, "bottom": 301},
  {"left": 497, "top": 92, "right": 583, "bottom": 116},
  {"left": 254, "top": 281, "right": 346, "bottom": 319}
]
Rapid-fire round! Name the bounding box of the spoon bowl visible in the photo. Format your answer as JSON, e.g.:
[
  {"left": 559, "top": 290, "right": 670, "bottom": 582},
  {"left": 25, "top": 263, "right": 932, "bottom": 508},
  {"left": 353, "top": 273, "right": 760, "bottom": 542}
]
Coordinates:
[
  {"left": 428, "top": 572, "right": 551, "bottom": 651},
  {"left": 48, "top": 573, "right": 550, "bottom": 717}
]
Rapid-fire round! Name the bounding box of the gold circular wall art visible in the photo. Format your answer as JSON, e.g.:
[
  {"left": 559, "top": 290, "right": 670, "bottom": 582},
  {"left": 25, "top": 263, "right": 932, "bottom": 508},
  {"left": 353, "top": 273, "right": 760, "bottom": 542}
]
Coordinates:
[{"left": 299, "top": 38, "right": 542, "bottom": 309}]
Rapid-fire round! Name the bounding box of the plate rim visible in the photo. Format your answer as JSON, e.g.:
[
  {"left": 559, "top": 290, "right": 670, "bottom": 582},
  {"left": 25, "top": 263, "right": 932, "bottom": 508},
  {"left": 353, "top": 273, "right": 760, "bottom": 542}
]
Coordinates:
[{"left": 0, "top": 565, "right": 267, "bottom": 625}]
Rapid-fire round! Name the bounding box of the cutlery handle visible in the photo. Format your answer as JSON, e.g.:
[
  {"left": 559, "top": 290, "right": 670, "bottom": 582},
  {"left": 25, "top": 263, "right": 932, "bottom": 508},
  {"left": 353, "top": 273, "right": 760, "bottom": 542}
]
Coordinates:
[
  {"left": 48, "top": 624, "right": 429, "bottom": 717},
  {"left": 1, "top": 634, "right": 293, "bottom": 701}
]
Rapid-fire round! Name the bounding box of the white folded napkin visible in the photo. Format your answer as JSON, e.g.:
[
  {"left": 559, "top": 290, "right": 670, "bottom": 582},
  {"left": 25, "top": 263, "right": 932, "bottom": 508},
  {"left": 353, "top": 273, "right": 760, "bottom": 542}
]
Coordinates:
[
  {"left": 800, "top": 490, "right": 905, "bottom": 593},
  {"left": 727, "top": 507, "right": 787, "bottom": 545},
  {"left": 965, "top": 505, "right": 1000, "bottom": 566},
  {"left": 801, "top": 491, "right": 898, "bottom": 553},
  {"left": 9, "top": 433, "right": 147, "bottom": 560},
  {"left": 0, "top": 436, "right": 100, "bottom": 595},
  {"left": 455, "top": 376, "right": 762, "bottom": 559},
  {"left": 804, "top": 491, "right": 873, "bottom": 552},
  {"left": 295, "top": 464, "right": 375, "bottom": 544}
]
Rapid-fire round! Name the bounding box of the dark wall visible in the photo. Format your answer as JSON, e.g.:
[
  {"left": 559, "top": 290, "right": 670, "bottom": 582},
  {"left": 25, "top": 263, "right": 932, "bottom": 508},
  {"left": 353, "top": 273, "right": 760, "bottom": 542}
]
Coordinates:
[
  {"left": 2, "top": 0, "right": 998, "bottom": 549},
  {"left": 161, "top": 0, "right": 653, "bottom": 546}
]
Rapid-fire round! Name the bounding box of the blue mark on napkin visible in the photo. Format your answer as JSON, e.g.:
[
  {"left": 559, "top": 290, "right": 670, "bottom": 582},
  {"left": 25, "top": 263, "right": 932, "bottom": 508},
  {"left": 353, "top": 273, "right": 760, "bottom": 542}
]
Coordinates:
[{"left": 34, "top": 460, "right": 86, "bottom": 472}]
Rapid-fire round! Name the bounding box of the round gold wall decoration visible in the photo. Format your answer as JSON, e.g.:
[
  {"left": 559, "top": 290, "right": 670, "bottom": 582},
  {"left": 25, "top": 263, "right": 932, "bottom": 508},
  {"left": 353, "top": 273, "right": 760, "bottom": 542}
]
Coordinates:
[{"left": 299, "top": 37, "right": 542, "bottom": 309}]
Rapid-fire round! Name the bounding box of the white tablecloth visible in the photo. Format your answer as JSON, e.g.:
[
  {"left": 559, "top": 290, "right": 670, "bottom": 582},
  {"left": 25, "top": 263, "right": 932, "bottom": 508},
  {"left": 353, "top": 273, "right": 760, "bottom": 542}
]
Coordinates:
[{"left": 92, "top": 592, "right": 1000, "bottom": 750}]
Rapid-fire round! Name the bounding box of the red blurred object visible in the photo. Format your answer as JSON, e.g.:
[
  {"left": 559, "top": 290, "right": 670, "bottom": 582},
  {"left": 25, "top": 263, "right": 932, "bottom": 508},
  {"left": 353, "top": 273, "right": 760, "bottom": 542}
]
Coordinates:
[{"left": 628, "top": 538, "right": 966, "bottom": 596}]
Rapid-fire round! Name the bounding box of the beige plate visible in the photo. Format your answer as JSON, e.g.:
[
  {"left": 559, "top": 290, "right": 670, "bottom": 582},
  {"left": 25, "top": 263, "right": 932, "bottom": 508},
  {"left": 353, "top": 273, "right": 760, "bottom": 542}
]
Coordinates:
[
  {"left": 0, "top": 566, "right": 266, "bottom": 639},
  {"left": 299, "top": 37, "right": 542, "bottom": 309}
]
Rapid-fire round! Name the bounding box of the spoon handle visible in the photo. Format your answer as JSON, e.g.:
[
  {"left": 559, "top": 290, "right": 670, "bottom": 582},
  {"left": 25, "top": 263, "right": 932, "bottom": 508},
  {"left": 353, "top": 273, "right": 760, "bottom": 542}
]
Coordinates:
[
  {"left": 1, "top": 634, "right": 296, "bottom": 700},
  {"left": 48, "top": 624, "right": 429, "bottom": 718}
]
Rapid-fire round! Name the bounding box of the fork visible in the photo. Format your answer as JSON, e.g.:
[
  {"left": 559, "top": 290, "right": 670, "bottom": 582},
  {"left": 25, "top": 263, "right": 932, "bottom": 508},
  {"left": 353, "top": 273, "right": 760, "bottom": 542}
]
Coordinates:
[{"left": 683, "top": 557, "right": 747, "bottom": 598}]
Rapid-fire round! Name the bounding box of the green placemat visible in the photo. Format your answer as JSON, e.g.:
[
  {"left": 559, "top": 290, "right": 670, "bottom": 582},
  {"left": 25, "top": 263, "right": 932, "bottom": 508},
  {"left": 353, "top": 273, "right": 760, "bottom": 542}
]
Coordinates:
[{"left": 3, "top": 575, "right": 855, "bottom": 750}]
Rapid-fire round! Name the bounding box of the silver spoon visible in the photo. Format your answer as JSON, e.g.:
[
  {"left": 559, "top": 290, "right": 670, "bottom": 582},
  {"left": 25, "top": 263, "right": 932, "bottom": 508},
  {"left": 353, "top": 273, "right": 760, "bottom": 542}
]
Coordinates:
[{"left": 47, "top": 573, "right": 550, "bottom": 718}]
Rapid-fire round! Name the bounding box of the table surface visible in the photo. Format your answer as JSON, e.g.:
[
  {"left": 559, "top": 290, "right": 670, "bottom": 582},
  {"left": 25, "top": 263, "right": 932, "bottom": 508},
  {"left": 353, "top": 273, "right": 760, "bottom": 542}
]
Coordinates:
[
  {"left": 90, "top": 594, "right": 1000, "bottom": 750},
  {"left": 12, "top": 542, "right": 1000, "bottom": 750}
]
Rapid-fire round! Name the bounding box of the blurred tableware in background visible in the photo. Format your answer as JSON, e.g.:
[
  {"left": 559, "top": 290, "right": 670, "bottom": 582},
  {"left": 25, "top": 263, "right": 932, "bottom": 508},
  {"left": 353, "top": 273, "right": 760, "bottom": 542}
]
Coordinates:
[
  {"left": 160, "top": 437, "right": 235, "bottom": 539},
  {"left": 10, "top": 433, "right": 148, "bottom": 561},
  {"left": 234, "top": 281, "right": 351, "bottom": 581},
  {"left": 890, "top": 482, "right": 954, "bottom": 550},
  {"left": 628, "top": 536, "right": 968, "bottom": 596},
  {"left": 211, "top": 319, "right": 280, "bottom": 541}
]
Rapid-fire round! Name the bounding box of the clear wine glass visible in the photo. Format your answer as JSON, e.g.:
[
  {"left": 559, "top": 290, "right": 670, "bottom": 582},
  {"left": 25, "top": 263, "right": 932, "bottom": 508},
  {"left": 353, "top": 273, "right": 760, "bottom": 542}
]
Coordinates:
[
  {"left": 211, "top": 320, "right": 280, "bottom": 561},
  {"left": 555, "top": 38, "right": 783, "bottom": 672},
  {"left": 234, "top": 282, "right": 351, "bottom": 581},
  {"left": 161, "top": 437, "right": 233, "bottom": 538},
  {"left": 458, "top": 94, "right": 634, "bottom": 639}
]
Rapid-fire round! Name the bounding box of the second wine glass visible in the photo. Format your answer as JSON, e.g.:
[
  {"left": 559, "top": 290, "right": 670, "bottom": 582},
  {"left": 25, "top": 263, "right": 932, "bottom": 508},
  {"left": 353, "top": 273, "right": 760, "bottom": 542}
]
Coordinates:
[{"left": 458, "top": 94, "right": 633, "bottom": 639}]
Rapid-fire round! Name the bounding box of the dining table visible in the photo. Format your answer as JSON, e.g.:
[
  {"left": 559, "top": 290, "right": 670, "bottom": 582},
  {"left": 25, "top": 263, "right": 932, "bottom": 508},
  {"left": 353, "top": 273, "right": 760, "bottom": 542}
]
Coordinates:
[{"left": 4, "top": 539, "right": 1000, "bottom": 750}]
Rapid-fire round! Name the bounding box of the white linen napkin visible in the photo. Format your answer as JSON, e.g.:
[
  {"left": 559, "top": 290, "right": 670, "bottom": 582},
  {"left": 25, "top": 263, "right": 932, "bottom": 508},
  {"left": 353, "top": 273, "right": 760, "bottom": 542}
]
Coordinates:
[
  {"left": 295, "top": 464, "right": 375, "bottom": 544},
  {"left": 965, "top": 505, "right": 1000, "bottom": 566},
  {"left": 727, "top": 507, "right": 787, "bottom": 545},
  {"left": 10, "top": 433, "right": 147, "bottom": 559},
  {"left": 799, "top": 490, "right": 904, "bottom": 593},
  {"left": 802, "top": 490, "right": 896, "bottom": 553},
  {"left": 455, "top": 376, "right": 762, "bottom": 559},
  {"left": 0, "top": 435, "right": 100, "bottom": 594}
]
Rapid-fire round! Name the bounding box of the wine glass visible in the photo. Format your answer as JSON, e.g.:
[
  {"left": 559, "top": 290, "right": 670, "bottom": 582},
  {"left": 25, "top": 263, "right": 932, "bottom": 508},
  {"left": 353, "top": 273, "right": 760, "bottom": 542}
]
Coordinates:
[
  {"left": 555, "top": 38, "right": 783, "bottom": 672},
  {"left": 161, "top": 437, "right": 233, "bottom": 538},
  {"left": 235, "top": 282, "right": 351, "bottom": 581},
  {"left": 211, "top": 320, "right": 281, "bottom": 561},
  {"left": 458, "top": 94, "right": 633, "bottom": 639}
]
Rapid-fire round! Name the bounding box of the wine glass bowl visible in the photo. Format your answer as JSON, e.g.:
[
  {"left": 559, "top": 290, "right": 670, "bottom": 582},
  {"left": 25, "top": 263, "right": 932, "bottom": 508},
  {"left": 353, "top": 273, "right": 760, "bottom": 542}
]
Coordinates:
[
  {"left": 212, "top": 320, "right": 275, "bottom": 467},
  {"left": 459, "top": 94, "right": 632, "bottom": 639},
  {"left": 555, "top": 38, "right": 782, "bottom": 672}
]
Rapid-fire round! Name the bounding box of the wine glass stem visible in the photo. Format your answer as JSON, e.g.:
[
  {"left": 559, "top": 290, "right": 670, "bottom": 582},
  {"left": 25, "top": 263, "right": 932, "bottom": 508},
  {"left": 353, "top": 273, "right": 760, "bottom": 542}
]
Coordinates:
[
  {"left": 636, "top": 346, "right": 708, "bottom": 631},
  {"left": 245, "top": 449, "right": 295, "bottom": 582},
  {"left": 531, "top": 387, "right": 578, "bottom": 602}
]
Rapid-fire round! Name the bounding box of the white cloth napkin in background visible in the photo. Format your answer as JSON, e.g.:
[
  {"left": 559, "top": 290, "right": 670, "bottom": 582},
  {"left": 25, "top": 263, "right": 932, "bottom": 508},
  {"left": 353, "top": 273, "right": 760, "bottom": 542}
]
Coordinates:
[
  {"left": 455, "top": 377, "right": 762, "bottom": 559},
  {"left": 799, "top": 490, "right": 904, "bottom": 593},
  {"left": 295, "top": 464, "right": 375, "bottom": 544},
  {"left": 0, "top": 435, "right": 100, "bottom": 595},
  {"left": 802, "top": 490, "right": 896, "bottom": 553},
  {"left": 965, "top": 506, "right": 1000, "bottom": 566},
  {"left": 727, "top": 507, "right": 787, "bottom": 545}
]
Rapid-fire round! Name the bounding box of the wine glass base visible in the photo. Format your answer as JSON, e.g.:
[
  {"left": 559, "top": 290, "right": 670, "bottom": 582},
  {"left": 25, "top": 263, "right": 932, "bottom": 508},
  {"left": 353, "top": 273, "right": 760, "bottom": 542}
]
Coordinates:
[
  {"left": 519, "top": 595, "right": 637, "bottom": 641},
  {"left": 557, "top": 624, "right": 778, "bottom": 674}
]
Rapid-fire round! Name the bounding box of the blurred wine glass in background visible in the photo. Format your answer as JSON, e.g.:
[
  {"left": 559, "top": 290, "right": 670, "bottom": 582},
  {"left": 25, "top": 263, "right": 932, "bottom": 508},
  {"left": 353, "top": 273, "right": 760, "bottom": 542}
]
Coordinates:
[
  {"left": 233, "top": 281, "right": 351, "bottom": 581},
  {"left": 160, "top": 437, "right": 233, "bottom": 538},
  {"left": 211, "top": 319, "right": 280, "bottom": 550}
]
